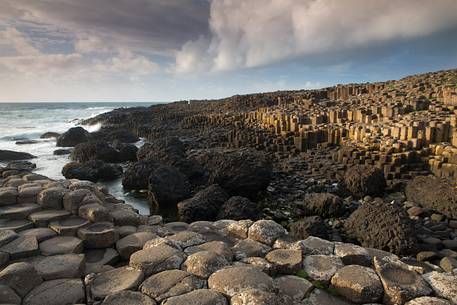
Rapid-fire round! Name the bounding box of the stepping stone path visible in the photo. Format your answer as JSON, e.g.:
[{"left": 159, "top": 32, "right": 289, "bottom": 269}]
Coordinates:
[{"left": 0, "top": 173, "right": 456, "bottom": 305}]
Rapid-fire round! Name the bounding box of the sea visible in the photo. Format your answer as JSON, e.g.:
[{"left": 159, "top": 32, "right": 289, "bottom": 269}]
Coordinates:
[{"left": 0, "top": 102, "right": 156, "bottom": 215}]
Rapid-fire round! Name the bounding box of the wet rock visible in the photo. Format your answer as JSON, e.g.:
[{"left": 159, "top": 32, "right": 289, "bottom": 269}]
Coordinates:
[
  {"left": 330, "top": 265, "right": 383, "bottom": 304},
  {"left": 53, "top": 148, "right": 72, "bottom": 155},
  {"left": 343, "top": 165, "right": 386, "bottom": 198},
  {"left": 422, "top": 271, "right": 457, "bottom": 304},
  {"left": 208, "top": 266, "right": 274, "bottom": 297},
  {"left": 56, "top": 127, "right": 89, "bottom": 147},
  {"left": 62, "top": 160, "right": 122, "bottom": 182},
  {"left": 344, "top": 201, "right": 417, "bottom": 255},
  {"left": 183, "top": 250, "right": 229, "bottom": 278},
  {"left": 289, "top": 216, "right": 329, "bottom": 240},
  {"left": 0, "top": 150, "right": 35, "bottom": 161},
  {"left": 0, "top": 262, "right": 43, "bottom": 297},
  {"left": 6, "top": 161, "right": 36, "bottom": 171},
  {"left": 140, "top": 269, "right": 205, "bottom": 302},
  {"left": 91, "top": 266, "right": 144, "bottom": 300},
  {"left": 177, "top": 185, "right": 229, "bottom": 222},
  {"left": 23, "top": 278, "right": 85, "bottom": 305},
  {"left": 217, "top": 196, "right": 261, "bottom": 220},
  {"left": 91, "top": 127, "right": 139, "bottom": 144},
  {"left": 248, "top": 219, "right": 287, "bottom": 246},
  {"left": 303, "top": 255, "right": 344, "bottom": 283},
  {"left": 129, "top": 244, "right": 186, "bottom": 276},
  {"left": 40, "top": 132, "right": 60, "bottom": 139},
  {"left": 161, "top": 289, "right": 227, "bottom": 305},
  {"left": 148, "top": 164, "right": 191, "bottom": 212},
  {"left": 406, "top": 175, "right": 457, "bottom": 219},
  {"left": 301, "top": 192, "right": 346, "bottom": 218}
]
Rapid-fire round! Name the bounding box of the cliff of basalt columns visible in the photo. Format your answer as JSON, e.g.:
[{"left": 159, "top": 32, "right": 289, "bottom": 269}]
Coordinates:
[{"left": 0, "top": 68, "right": 457, "bottom": 304}]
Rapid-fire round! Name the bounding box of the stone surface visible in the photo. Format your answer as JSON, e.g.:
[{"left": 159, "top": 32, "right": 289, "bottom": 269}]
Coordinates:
[
  {"left": 183, "top": 250, "right": 229, "bottom": 278},
  {"left": 265, "top": 249, "right": 302, "bottom": 274},
  {"left": 0, "top": 284, "right": 21, "bottom": 304},
  {"left": 39, "top": 236, "right": 83, "bottom": 256},
  {"left": 20, "top": 228, "right": 56, "bottom": 242},
  {"left": 129, "top": 244, "right": 186, "bottom": 276},
  {"left": 30, "top": 254, "right": 85, "bottom": 280},
  {"left": 101, "top": 290, "right": 157, "bottom": 305},
  {"left": 91, "top": 266, "right": 145, "bottom": 300},
  {"left": 231, "top": 288, "right": 284, "bottom": 305},
  {"left": 303, "top": 255, "right": 344, "bottom": 282},
  {"left": 330, "top": 265, "right": 383, "bottom": 304},
  {"left": 22, "top": 278, "right": 85, "bottom": 305},
  {"left": 422, "top": 271, "right": 457, "bottom": 304},
  {"left": 161, "top": 289, "right": 227, "bottom": 305},
  {"left": 208, "top": 266, "right": 274, "bottom": 297},
  {"left": 248, "top": 220, "right": 287, "bottom": 245},
  {"left": 0, "top": 235, "right": 38, "bottom": 259},
  {"left": 140, "top": 269, "right": 205, "bottom": 302},
  {"left": 232, "top": 238, "right": 271, "bottom": 259},
  {"left": 0, "top": 262, "right": 43, "bottom": 297},
  {"left": 0, "top": 229, "right": 18, "bottom": 247},
  {"left": 116, "top": 232, "right": 156, "bottom": 259},
  {"left": 274, "top": 275, "right": 313, "bottom": 302},
  {"left": 78, "top": 222, "right": 119, "bottom": 248},
  {"left": 405, "top": 296, "right": 453, "bottom": 305}
]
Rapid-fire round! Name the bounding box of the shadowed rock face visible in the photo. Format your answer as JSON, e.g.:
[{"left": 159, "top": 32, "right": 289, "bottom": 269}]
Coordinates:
[
  {"left": 405, "top": 175, "right": 457, "bottom": 219},
  {"left": 62, "top": 160, "right": 122, "bottom": 182},
  {"left": 344, "top": 201, "right": 417, "bottom": 255},
  {"left": 56, "top": 127, "right": 90, "bottom": 147},
  {"left": 0, "top": 150, "right": 36, "bottom": 161},
  {"left": 343, "top": 165, "right": 386, "bottom": 198}
]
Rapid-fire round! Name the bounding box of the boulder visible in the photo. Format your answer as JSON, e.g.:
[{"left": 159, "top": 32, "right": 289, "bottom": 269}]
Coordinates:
[
  {"left": 62, "top": 160, "right": 122, "bottom": 182},
  {"left": 56, "top": 127, "right": 89, "bottom": 147},
  {"left": 0, "top": 284, "right": 21, "bottom": 304},
  {"left": 177, "top": 185, "right": 229, "bottom": 222},
  {"left": 233, "top": 238, "right": 271, "bottom": 260},
  {"left": 0, "top": 150, "right": 35, "bottom": 161},
  {"left": 129, "top": 244, "right": 186, "bottom": 276},
  {"left": 40, "top": 132, "right": 60, "bottom": 139},
  {"left": 183, "top": 250, "right": 229, "bottom": 278},
  {"left": 217, "top": 196, "right": 261, "bottom": 220},
  {"left": 265, "top": 249, "right": 302, "bottom": 274},
  {"left": 231, "top": 288, "right": 284, "bottom": 305},
  {"left": 422, "top": 271, "right": 457, "bottom": 304},
  {"left": 194, "top": 148, "right": 272, "bottom": 199},
  {"left": 91, "top": 127, "right": 139, "bottom": 143},
  {"left": 303, "top": 255, "right": 344, "bottom": 283},
  {"left": 116, "top": 232, "right": 156, "bottom": 259},
  {"left": 30, "top": 254, "right": 85, "bottom": 280},
  {"left": 344, "top": 201, "right": 417, "bottom": 255},
  {"left": 113, "top": 141, "right": 138, "bottom": 162},
  {"left": 53, "top": 148, "right": 72, "bottom": 155},
  {"left": 78, "top": 222, "right": 119, "bottom": 248},
  {"left": 274, "top": 275, "right": 313, "bottom": 302},
  {"left": 148, "top": 164, "right": 191, "bottom": 212},
  {"left": 301, "top": 193, "right": 346, "bottom": 218},
  {"left": 122, "top": 160, "right": 159, "bottom": 190},
  {"left": 289, "top": 216, "right": 329, "bottom": 239},
  {"left": 343, "top": 165, "right": 386, "bottom": 198},
  {"left": 248, "top": 219, "right": 287, "bottom": 246},
  {"left": 6, "top": 161, "right": 36, "bottom": 171},
  {"left": 39, "top": 236, "right": 83, "bottom": 256},
  {"left": 37, "top": 187, "right": 67, "bottom": 209},
  {"left": 405, "top": 175, "right": 457, "bottom": 219},
  {"left": 71, "top": 141, "right": 121, "bottom": 163}
]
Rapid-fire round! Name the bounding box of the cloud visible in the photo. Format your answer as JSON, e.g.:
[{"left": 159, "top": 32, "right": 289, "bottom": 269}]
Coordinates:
[{"left": 175, "top": 0, "right": 457, "bottom": 73}]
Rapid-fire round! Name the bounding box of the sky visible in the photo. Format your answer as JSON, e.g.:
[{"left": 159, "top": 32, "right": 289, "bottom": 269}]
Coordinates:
[{"left": 1, "top": 0, "right": 457, "bottom": 103}]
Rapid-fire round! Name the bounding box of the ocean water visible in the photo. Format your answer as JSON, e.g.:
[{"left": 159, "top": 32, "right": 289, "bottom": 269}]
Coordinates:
[{"left": 0, "top": 102, "right": 155, "bottom": 215}]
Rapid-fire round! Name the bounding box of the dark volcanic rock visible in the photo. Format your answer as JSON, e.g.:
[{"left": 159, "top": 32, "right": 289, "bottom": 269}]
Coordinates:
[
  {"left": 343, "top": 165, "right": 386, "bottom": 198},
  {"left": 138, "top": 137, "right": 204, "bottom": 182},
  {"left": 344, "top": 202, "right": 417, "bottom": 255},
  {"left": 56, "top": 127, "right": 89, "bottom": 147},
  {"left": 194, "top": 148, "right": 272, "bottom": 199},
  {"left": 289, "top": 216, "right": 329, "bottom": 239},
  {"left": 122, "top": 160, "right": 159, "bottom": 190},
  {"left": 6, "top": 161, "right": 36, "bottom": 171},
  {"left": 15, "top": 140, "right": 39, "bottom": 145},
  {"left": 113, "top": 141, "right": 138, "bottom": 163},
  {"left": 148, "top": 164, "right": 191, "bottom": 213},
  {"left": 301, "top": 193, "right": 346, "bottom": 218},
  {"left": 0, "top": 150, "right": 35, "bottom": 161},
  {"left": 62, "top": 160, "right": 122, "bottom": 182},
  {"left": 91, "top": 127, "right": 139, "bottom": 143},
  {"left": 217, "top": 196, "right": 261, "bottom": 220},
  {"left": 53, "top": 149, "right": 72, "bottom": 156},
  {"left": 40, "top": 132, "right": 60, "bottom": 139},
  {"left": 177, "top": 184, "right": 229, "bottom": 222},
  {"left": 405, "top": 175, "right": 457, "bottom": 219},
  {"left": 71, "top": 142, "right": 120, "bottom": 163}
]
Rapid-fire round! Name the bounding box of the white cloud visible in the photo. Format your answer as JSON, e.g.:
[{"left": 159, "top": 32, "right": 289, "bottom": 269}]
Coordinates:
[{"left": 175, "top": 0, "right": 457, "bottom": 73}]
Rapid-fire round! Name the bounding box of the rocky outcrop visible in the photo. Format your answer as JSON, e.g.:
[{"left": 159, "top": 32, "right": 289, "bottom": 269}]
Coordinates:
[
  {"left": 405, "top": 175, "right": 457, "bottom": 219},
  {"left": 62, "top": 160, "right": 122, "bottom": 182},
  {"left": 217, "top": 196, "right": 261, "bottom": 221},
  {"left": 147, "top": 164, "right": 191, "bottom": 213},
  {"left": 56, "top": 127, "right": 90, "bottom": 147},
  {"left": 177, "top": 185, "right": 229, "bottom": 222},
  {"left": 300, "top": 192, "right": 346, "bottom": 218},
  {"left": 193, "top": 148, "right": 272, "bottom": 199},
  {"left": 90, "top": 127, "right": 139, "bottom": 144},
  {"left": 343, "top": 165, "right": 386, "bottom": 198},
  {"left": 344, "top": 202, "right": 417, "bottom": 255},
  {"left": 71, "top": 141, "right": 137, "bottom": 163},
  {"left": 0, "top": 150, "right": 35, "bottom": 161},
  {"left": 122, "top": 160, "right": 159, "bottom": 190}
]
